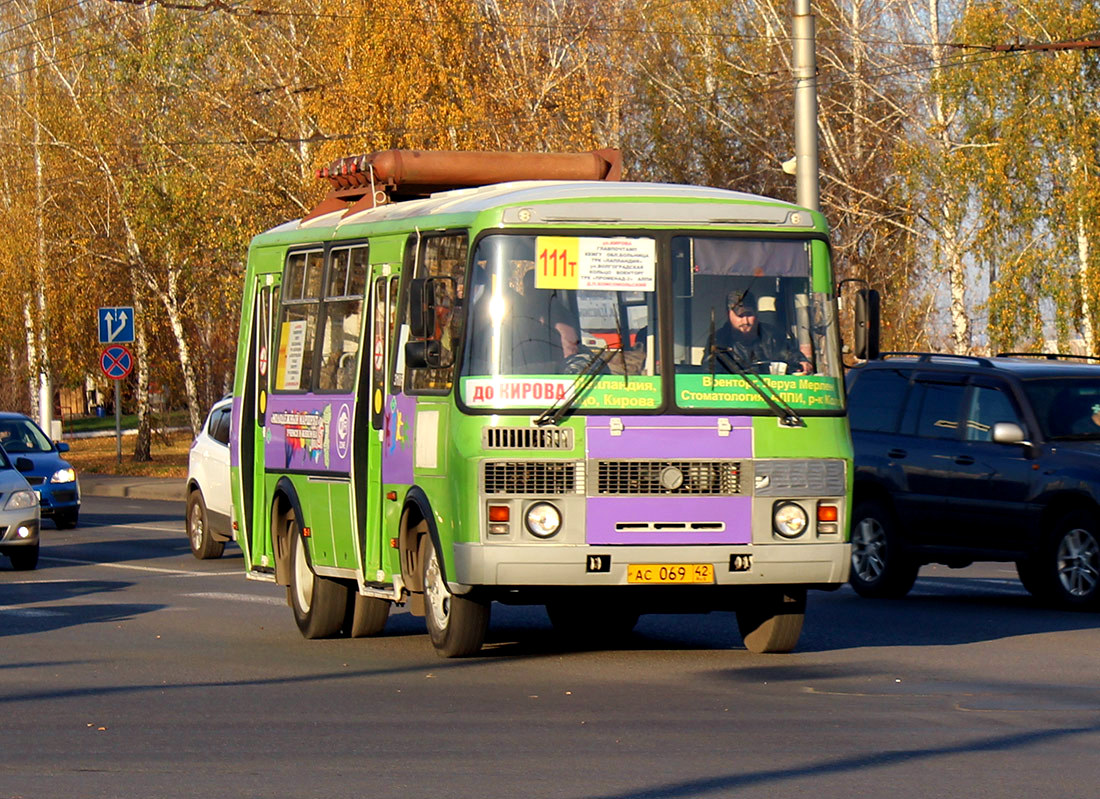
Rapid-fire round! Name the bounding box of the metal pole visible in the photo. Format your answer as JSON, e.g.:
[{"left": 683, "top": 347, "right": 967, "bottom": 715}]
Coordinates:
[
  {"left": 792, "top": 0, "right": 820, "bottom": 212},
  {"left": 114, "top": 379, "right": 122, "bottom": 464}
]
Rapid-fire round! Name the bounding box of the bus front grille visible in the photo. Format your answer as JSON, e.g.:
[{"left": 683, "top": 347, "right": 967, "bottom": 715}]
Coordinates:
[
  {"left": 483, "top": 461, "right": 579, "bottom": 495},
  {"left": 593, "top": 460, "right": 741, "bottom": 496},
  {"left": 482, "top": 427, "right": 574, "bottom": 451}
]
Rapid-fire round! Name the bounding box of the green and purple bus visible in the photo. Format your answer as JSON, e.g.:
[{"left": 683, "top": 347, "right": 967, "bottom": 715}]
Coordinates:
[{"left": 229, "top": 149, "right": 858, "bottom": 656}]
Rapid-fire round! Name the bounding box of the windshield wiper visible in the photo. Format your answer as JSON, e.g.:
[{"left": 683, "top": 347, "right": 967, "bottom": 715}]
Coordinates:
[
  {"left": 535, "top": 344, "right": 613, "bottom": 427},
  {"left": 711, "top": 347, "right": 805, "bottom": 428}
]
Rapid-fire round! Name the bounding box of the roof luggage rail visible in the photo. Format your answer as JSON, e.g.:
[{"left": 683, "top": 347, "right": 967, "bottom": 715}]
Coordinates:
[
  {"left": 996, "top": 352, "right": 1100, "bottom": 363},
  {"left": 879, "top": 351, "right": 996, "bottom": 367}
]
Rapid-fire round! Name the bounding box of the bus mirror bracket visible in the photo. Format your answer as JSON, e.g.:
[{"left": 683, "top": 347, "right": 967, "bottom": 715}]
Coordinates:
[{"left": 405, "top": 340, "right": 446, "bottom": 369}]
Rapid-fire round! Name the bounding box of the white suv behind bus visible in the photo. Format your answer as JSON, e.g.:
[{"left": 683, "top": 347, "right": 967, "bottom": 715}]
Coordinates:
[{"left": 186, "top": 397, "right": 233, "bottom": 559}]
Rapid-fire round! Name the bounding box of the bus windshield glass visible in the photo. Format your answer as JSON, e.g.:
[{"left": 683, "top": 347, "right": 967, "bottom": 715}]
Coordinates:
[
  {"left": 459, "top": 233, "right": 660, "bottom": 412},
  {"left": 670, "top": 236, "right": 843, "bottom": 412}
]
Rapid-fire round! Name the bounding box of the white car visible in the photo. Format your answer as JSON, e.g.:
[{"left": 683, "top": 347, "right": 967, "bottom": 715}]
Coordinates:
[
  {"left": 0, "top": 445, "right": 40, "bottom": 570},
  {"left": 185, "top": 397, "right": 233, "bottom": 559}
]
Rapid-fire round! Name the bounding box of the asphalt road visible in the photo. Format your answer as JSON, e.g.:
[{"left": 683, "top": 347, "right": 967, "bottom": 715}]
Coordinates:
[{"left": 3, "top": 495, "right": 1100, "bottom": 799}]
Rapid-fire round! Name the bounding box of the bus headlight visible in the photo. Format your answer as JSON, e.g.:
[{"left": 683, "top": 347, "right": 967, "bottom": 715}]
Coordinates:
[
  {"left": 525, "top": 502, "right": 562, "bottom": 539},
  {"left": 773, "top": 502, "right": 808, "bottom": 539}
]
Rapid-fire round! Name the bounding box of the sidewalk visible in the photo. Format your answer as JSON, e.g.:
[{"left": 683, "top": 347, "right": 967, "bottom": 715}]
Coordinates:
[{"left": 79, "top": 473, "right": 187, "bottom": 503}]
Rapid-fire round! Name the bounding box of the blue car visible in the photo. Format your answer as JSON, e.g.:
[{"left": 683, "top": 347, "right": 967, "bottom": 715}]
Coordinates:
[{"left": 0, "top": 412, "right": 80, "bottom": 528}]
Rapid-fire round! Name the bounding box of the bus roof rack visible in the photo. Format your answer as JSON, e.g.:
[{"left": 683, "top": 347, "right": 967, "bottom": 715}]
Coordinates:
[
  {"left": 304, "top": 148, "right": 622, "bottom": 221},
  {"left": 996, "top": 352, "right": 1100, "bottom": 363}
]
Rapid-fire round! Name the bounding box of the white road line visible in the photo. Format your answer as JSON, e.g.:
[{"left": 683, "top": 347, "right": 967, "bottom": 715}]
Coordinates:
[
  {"left": 98, "top": 523, "right": 185, "bottom": 532},
  {"left": 39, "top": 556, "right": 232, "bottom": 577},
  {"left": 184, "top": 591, "right": 285, "bottom": 606}
]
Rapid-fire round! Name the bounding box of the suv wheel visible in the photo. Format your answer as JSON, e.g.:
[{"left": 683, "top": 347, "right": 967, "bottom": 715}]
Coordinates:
[
  {"left": 1023, "top": 510, "right": 1100, "bottom": 607},
  {"left": 849, "top": 500, "right": 919, "bottom": 599}
]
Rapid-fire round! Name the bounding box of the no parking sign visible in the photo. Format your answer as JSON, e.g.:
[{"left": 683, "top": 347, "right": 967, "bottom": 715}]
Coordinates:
[{"left": 99, "top": 344, "right": 134, "bottom": 380}]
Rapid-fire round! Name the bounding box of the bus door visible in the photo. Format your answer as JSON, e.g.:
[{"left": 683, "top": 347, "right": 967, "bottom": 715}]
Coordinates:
[
  {"left": 355, "top": 268, "right": 400, "bottom": 583},
  {"left": 242, "top": 274, "right": 279, "bottom": 573}
]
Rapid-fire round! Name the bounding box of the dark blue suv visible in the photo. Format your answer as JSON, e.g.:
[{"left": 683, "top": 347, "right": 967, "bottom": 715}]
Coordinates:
[{"left": 846, "top": 353, "right": 1100, "bottom": 607}]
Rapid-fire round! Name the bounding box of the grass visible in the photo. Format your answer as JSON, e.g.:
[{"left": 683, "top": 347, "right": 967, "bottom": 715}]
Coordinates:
[
  {"left": 65, "top": 410, "right": 191, "bottom": 435},
  {"left": 64, "top": 429, "right": 192, "bottom": 479}
]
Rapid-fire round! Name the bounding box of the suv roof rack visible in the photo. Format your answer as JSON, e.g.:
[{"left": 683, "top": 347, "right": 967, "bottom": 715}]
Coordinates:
[
  {"left": 880, "top": 352, "right": 996, "bottom": 367},
  {"left": 996, "top": 352, "right": 1100, "bottom": 363}
]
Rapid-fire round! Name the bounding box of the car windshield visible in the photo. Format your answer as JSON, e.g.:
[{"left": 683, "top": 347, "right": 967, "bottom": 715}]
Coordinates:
[
  {"left": 1022, "top": 377, "right": 1100, "bottom": 440},
  {"left": 0, "top": 418, "right": 53, "bottom": 453}
]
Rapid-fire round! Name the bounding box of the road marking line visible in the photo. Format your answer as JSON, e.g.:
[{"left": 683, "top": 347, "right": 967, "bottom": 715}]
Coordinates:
[
  {"left": 40, "top": 556, "right": 232, "bottom": 577},
  {"left": 184, "top": 591, "right": 285, "bottom": 606},
  {"left": 99, "top": 523, "right": 185, "bottom": 532}
]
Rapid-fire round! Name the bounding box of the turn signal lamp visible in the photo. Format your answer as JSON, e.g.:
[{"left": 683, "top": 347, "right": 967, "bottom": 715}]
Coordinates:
[
  {"left": 817, "top": 502, "right": 840, "bottom": 536},
  {"left": 488, "top": 504, "right": 510, "bottom": 535}
]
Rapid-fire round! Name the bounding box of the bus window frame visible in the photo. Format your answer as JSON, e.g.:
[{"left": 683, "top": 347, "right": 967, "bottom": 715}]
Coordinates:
[
  {"left": 400, "top": 230, "right": 470, "bottom": 397},
  {"left": 272, "top": 241, "right": 369, "bottom": 396}
]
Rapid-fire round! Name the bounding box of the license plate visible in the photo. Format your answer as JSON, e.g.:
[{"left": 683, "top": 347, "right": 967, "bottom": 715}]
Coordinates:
[{"left": 626, "top": 563, "right": 714, "bottom": 584}]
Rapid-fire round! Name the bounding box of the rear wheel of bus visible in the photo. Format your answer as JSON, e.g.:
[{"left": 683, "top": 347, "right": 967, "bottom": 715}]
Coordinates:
[
  {"left": 287, "top": 510, "right": 347, "bottom": 639},
  {"left": 735, "top": 587, "right": 806, "bottom": 654},
  {"left": 420, "top": 535, "right": 489, "bottom": 658}
]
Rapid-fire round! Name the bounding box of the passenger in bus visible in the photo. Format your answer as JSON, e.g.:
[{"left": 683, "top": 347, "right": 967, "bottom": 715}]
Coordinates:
[{"left": 707, "top": 290, "right": 811, "bottom": 374}]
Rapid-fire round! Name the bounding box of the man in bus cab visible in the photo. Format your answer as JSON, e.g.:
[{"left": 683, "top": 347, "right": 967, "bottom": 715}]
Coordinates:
[{"left": 709, "top": 290, "right": 811, "bottom": 375}]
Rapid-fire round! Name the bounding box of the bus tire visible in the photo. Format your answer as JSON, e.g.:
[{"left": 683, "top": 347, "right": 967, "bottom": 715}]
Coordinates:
[
  {"left": 420, "top": 535, "right": 488, "bottom": 658},
  {"left": 288, "top": 512, "right": 347, "bottom": 639},
  {"left": 346, "top": 591, "right": 391, "bottom": 638},
  {"left": 736, "top": 587, "right": 805, "bottom": 654}
]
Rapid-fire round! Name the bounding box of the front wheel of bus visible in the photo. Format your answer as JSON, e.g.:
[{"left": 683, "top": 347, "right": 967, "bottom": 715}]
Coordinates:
[
  {"left": 288, "top": 514, "right": 347, "bottom": 639},
  {"left": 420, "top": 536, "right": 489, "bottom": 658},
  {"left": 736, "top": 587, "right": 806, "bottom": 654}
]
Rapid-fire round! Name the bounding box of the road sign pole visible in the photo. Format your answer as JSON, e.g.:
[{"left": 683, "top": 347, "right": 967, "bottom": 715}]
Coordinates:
[{"left": 115, "top": 380, "right": 122, "bottom": 464}]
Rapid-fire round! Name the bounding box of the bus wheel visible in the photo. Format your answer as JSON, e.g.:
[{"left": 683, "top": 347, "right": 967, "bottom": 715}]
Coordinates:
[
  {"left": 419, "top": 536, "right": 489, "bottom": 658},
  {"left": 346, "top": 591, "right": 391, "bottom": 638},
  {"left": 735, "top": 588, "right": 805, "bottom": 654},
  {"left": 288, "top": 512, "right": 347, "bottom": 639}
]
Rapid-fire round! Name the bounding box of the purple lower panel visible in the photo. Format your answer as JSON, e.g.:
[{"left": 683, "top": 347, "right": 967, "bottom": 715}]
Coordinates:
[{"left": 586, "top": 496, "right": 752, "bottom": 545}]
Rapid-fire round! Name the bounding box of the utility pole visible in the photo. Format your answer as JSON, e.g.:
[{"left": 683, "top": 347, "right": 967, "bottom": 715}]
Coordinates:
[{"left": 792, "top": 0, "right": 820, "bottom": 212}]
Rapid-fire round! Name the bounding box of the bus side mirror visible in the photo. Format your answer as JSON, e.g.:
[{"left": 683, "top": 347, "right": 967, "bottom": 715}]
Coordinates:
[
  {"left": 854, "top": 288, "right": 880, "bottom": 361},
  {"left": 408, "top": 278, "right": 433, "bottom": 339},
  {"left": 405, "top": 340, "right": 444, "bottom": 369}
]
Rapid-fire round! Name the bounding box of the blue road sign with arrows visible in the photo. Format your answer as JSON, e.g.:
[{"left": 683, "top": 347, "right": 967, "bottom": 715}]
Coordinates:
[{"left": 98, "top": 306, "right": 135, "bottom": 344}]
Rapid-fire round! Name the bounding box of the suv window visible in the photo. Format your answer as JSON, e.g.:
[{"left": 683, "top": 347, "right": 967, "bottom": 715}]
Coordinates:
[
  {"left": 848, "top": 368, "right": 909, "bottom": 433},
  {"left": 209, "top": 406, "right": 231, "bottom": 446},
  {"left": 899, "top": 380, "right": 965, "bottom": 439},
  {"left": 963, "top": 384, "right": 1021, "bottom": 441}
]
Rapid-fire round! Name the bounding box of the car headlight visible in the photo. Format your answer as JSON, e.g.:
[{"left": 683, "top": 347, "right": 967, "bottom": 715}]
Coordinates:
[
  {"left": 525, "top": 502, "right": 562, "bottom": 539},
  {"left": 5, "top": 489, "right": 37, "bottom": 510},
  {"left": 773, "top": 502, "right": 808, "bottom": 539},
  {"left": 50, "top": 467, "right": 76, "bottom": 484}
]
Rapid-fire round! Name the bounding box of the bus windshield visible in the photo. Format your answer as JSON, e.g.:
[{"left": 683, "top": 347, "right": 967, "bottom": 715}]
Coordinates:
[
  {"left": 670, "top": 236, "right": 843, "bottom": 412},
  {"left": 459, "top": 233, "right": 660, "bottom": 411},
  {"left": 457, "top": 232, "right": 844, "bottom": 413}
]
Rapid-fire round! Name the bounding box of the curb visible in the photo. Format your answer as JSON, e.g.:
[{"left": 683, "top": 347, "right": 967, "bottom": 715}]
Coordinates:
[{"left": 79, "top": 474, "right": 187, "bottom": 503}]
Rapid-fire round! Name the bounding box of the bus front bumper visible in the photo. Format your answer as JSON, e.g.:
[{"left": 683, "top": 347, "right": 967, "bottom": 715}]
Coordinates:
[{"left": 450, "top": 542, "right": 850, "bottom": 592}]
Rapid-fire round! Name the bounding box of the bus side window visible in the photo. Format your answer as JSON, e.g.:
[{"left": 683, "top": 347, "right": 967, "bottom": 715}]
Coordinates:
[
  {"left": 274, "top": 249, "right": 323, "bottom": 392},
  {"left": 404, "top": 232, "right": 469, "bottom": 394},
  {"left": 318, "top": 245, "right": 368, "bottom": 393}
]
